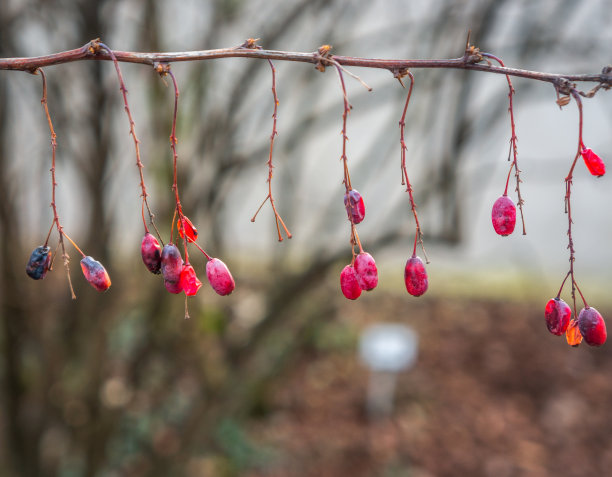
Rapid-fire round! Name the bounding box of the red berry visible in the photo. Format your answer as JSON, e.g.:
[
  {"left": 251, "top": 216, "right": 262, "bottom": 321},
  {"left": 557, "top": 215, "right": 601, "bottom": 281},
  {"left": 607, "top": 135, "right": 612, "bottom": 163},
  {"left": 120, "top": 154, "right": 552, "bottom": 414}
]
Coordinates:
[
  {"left": 354, "top": 252, "right": 378, "bottom": 291},
  {"left": 343, "top": 189, "right": 365, "bottom": 224},
  {"left": 80, "top": 256, "right": 111, "bottom": 292},
  {"left": 141, "top": 233, "right": 162, "bottom": 274},
  {"left": 206, "top": 258, "right": 235, "bottom": 296},
  {"left": 26, "top": 245, "right": 52, "bottom": 280},
  {"left": 491, "top": 195, "right": 516, "bottom": 236},
  {"left": 340, "top": 264, "right": 362, "bottom": 300},
  {"left": 544, "top": 298, "right": 571, "bottom": 336},
  {"left": 578, "top": 307, "right": 607, "bottom": 347},
  {"left": 566, "top": 319, "right": 583, "bottom": 347},
  {"left": 179, "top": 264, "right": 202, "bottom": 296},
  {"left": 161, "top": 244, "right": 183, "bottom": 284},
  {"left": 581, "top": 147, "right": 605, "bottom": 177},
  {"left": 404, "top": 256, "right": 428, "bottom": 297},
  {"left": 178, "top": 215, "right": 198, "bottom": 242}
]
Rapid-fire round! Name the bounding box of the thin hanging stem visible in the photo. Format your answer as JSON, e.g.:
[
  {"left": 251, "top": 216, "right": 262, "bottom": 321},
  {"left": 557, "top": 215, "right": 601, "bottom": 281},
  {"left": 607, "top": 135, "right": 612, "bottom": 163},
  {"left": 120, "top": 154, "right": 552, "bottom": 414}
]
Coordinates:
[
  {"left": 38, "top": 68, "right": 76, "bottom": 299},
  {"left": 251, "top": 59, "right": 292, "bottom": 241},
  {"left": 399, "top": 71, "right": 428, "bottom": 262},
  {"left": 96, "top": 42, "right": 162, "bottom": 241}
]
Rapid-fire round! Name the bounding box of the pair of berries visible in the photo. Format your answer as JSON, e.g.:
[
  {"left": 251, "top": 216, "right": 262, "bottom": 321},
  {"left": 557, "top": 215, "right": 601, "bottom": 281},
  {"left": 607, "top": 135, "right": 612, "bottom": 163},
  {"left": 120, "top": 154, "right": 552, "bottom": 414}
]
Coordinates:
[
  {"left": 544, "top": 297, "right": 607, "bottom": 347},
  {"left": 26, "top": 245, "right": 111, "bottom": 292},
  {"left": 140, "top": 233, "right": 235, "bottom": 296},
  {"left": 340, "top": 252, "right": 378, "bottom": 300}
]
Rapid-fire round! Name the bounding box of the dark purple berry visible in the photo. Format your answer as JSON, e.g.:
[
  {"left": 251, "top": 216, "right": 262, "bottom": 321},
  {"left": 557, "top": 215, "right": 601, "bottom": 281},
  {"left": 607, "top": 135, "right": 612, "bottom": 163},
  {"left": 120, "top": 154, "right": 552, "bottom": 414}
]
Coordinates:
[
  {"left": 161, "top": 244, "right": 182, "bottom": 284},
  {"left": 26, "top": 246, "right": 52, "bottom": 280}
]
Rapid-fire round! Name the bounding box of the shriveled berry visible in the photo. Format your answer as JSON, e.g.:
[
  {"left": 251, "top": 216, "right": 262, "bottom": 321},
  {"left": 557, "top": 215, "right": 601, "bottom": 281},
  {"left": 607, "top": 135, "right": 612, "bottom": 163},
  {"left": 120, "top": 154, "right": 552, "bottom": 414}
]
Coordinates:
[
  {"left": 566, "top": 319, "right": 583, "bottom": 347},
  {"left": 80, "top": 256, "right": 111, "bottom": 292},
  {"left": 354, "top": 252, "right": 378, "bottom": 291},
  {"left": 340, "top": 264, "right": 362, "bottom": 300},
  {"left": 544, "top": 297, "right": 571, "bottom": 336},
  {"left": 343, "top": 189, "right": 366, "bottom": 224},
  {"left": 578, "top": 307, "right": 607, "bottom": 347},
  {"left": 178, "top": 215, "right": 198, "bottom": 242},
  {"left": 179, "top": 264, "right": 202, "bottom": 296},
  {"left": 206, "top": 258, "right": 235, "bottom": 296},
  {"left": 26, "top": 245, "right": 52, "bottom": 280},
  {"left": 404, "top": 256, "right": 428, "bottom": 297},
  {"left": 491, "top": 195, "right": 516, "bottom": 236},
  {"left": 164, "top": 279, "right": 183, "bottom": 294},
  {"left": 161, "top": 244, "right": 183, "bottom": 284},
  {"left": 141, "top": 233, "right": 162, "bottom": 274},
  {"left": 581, "top": 147, "right": 605, "bottom": 177}
]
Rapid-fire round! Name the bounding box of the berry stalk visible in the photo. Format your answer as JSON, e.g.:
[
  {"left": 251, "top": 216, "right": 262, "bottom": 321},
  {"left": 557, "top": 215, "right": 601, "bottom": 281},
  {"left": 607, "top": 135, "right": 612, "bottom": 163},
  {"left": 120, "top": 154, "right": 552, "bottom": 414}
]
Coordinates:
[
  {"left": 482, "top": 52, "right": 526, "bottom": 236},
  {"left": 398, "top": 70, "right": 428, "bottom": 262},
  {"left": 251, "top": 57, "right": 292, "bottom": 241}
]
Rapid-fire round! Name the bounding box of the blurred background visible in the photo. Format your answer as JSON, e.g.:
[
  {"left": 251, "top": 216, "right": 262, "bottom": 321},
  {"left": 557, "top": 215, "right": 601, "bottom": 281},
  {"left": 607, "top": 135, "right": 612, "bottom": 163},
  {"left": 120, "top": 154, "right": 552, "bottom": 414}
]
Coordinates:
[{"left": 1, "top": 0, "right": 612, "bottom": 476}]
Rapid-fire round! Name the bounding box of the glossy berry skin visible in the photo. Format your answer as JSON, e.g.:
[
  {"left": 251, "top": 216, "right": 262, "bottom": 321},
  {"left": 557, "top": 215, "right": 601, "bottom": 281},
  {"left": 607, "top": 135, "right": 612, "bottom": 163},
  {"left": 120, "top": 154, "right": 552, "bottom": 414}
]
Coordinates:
[
  {"left": 178, "top": 216, "right": 198, "bottom": 242},
  {"left": 354, "top": 252, "right": 378, "bottom": 291},
  {"left": 491, "top": 195, "right": 516, "bottom": 236},
  {"left": 566, "top": 320, "right": 582, "bottom": 347},
  {"left": 80, "top": 256, "right": 111, "bottom": 292},
  {"left": 544, "top": 298, "right": 571, "bottom": 336},
  {"left": 340, "top": 265, "right": 362, "bottom": 300},
  {"left": 581, "top": 148, "right": 605, "bottom": 177},
  {"left": 141, "top": 233, "right": 162, "bottom": 274},
  {"left": 161, "top": 244, "right": 183, "bottom": 284},
  {"left": 206, "top": 258, "right": 235, "bottom": 296},
  {"left": 404, "top": 256, "right": 428, "bottom": 297},
  {"left": 578, "top": 307, "right": 607, "bottom": 347},
  {"left": 26, "top": 246, "right": 52, "bottom": 280},
  {"left": 179, "top": 264, "right": 202, "bottom": 296},
  {"left": 343, "top": 189, "right": 366, "bottom": 224}
]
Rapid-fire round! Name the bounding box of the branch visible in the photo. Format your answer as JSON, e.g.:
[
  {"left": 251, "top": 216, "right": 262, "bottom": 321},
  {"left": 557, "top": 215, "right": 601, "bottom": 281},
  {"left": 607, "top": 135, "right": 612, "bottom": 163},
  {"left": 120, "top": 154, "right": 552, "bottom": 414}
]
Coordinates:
[{"left": 1, "top": 39, "right": 611, "bottom": 92}]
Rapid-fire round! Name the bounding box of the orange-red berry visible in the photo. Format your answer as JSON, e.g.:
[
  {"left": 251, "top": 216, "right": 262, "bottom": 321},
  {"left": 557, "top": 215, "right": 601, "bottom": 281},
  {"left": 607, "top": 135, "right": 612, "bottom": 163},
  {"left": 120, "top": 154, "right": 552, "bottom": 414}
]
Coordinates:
[
  {"left": 581, "top": 147, "right": 605, "bottom": 177},
  {"left": 179, "top": 264, "right": 202, "bottom": 296},
  {"left": 178, "top": 215, "right": 198, "bottom": 242}
]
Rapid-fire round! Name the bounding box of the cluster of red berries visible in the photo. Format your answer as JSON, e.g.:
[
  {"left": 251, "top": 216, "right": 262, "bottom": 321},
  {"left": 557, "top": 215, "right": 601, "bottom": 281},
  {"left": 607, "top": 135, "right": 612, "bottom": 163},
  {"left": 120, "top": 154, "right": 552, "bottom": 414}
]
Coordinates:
[
  {"left": 492, "top": 144, "right": 607, "bottom": 347},
  {"left": 544, "top": 298, "right": 607, "bottom": 347},
  {"left": 140, "top": 216, "right": 234, "bottom": 299},
  {"left": 339, "top": 190, "right": 428, "bottom": 300}
]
